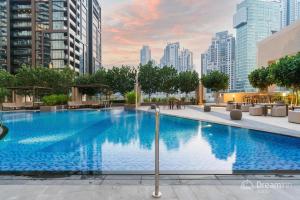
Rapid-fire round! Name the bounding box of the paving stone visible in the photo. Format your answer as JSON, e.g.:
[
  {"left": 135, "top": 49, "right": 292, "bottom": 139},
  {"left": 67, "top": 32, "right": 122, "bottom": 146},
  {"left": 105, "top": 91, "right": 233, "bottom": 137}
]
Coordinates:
[{"left": 179, "top": 175, "right": 216, "bottom": 180}]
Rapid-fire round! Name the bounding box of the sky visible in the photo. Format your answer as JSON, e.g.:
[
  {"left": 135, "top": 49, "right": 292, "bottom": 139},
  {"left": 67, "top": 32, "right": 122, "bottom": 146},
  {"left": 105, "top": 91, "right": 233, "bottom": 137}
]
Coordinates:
[{"left": 101, "top": 0, "right": 240, "bottom": 72}]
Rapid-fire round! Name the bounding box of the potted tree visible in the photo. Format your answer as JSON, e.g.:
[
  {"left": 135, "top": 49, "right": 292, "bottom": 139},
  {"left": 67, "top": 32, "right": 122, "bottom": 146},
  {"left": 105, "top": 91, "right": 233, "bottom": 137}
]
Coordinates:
[
  {"left": 201, "top": 71, "right": 229, "bottom": 104},
  {"left": 40, "top": 94, "right": 69, "bottom": 112},
  {"left": 248, "top": 67, "right": 273, "bottom": 103}
]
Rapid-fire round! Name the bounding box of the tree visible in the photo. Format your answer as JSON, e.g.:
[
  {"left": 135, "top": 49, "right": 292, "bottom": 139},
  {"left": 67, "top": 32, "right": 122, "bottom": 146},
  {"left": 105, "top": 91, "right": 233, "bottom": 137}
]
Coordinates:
[
  {"left": 270, "top": 54, "right": 300, "bottom": 105},
  {"left": 248, "top": 67, "right": 273, "bottom": 92},
  {"left": 159, "top": 66, "right": 178, "bottom": 97},
  {"left": 106, "top": 66, "right": 135, "bottom": 97},
  {"left": 138, "top": 62, "right": 160, "bottom": 99},
  {"left": 15, "top": 66, "right": 75, "bottom": 95},
  {"left": 201, "top": 71, "right": 229, "bottom": 103},
  {"left": 177, "top": 71, "right": 199, "bottom": 97},
  {"left": 0, "top": 70, "right": 15, "bottom": 88}
]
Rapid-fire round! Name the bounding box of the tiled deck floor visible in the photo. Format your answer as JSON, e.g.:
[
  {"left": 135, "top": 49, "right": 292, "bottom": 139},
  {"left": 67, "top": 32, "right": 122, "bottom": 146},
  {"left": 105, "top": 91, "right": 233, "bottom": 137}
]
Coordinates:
[
  {"left": 139, "top": 106, "right": 300, "bottom": 138},
  {"left": 0, "top": 175, "right": 299, "bottom": 200}
]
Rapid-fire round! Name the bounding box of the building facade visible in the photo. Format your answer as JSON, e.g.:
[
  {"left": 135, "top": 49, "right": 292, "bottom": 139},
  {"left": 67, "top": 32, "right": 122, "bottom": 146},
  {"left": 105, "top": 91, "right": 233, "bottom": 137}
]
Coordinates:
[
  {"left": 0, "top": 0, "right": 101, "bottom": 74},
  {"left": 201, "top": 31, "right": 235, "bottom": 91},
  {"left": 281, "top": 0, "right": 300, "bottom": 28},
  {"left": 233, "top": 0, "right": 281, "bottom": 92},
  {"left": 257, "top": 20, "right": 300, "bottom": 92},
  {"left": 140, "top": 45, "right": 151, "bottom": 65}
]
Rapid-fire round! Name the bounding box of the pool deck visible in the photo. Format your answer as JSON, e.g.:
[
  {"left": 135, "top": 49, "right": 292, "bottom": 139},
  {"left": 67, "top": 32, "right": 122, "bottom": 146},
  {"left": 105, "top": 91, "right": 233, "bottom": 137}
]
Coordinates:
[
  {"left": 0, "top": 174, "right": 300, "bottom": 200},
  {"left": 138, "top": 105, "right": 300, "bottom": 138}
]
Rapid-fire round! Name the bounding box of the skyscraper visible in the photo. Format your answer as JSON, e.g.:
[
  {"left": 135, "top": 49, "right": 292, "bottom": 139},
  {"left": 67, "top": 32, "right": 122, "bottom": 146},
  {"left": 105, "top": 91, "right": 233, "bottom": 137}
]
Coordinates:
[
  {"left": 160, "top": 42, "right": 193, "bottom": 72},
  {"left": 160, "top": 42, "right": 180, "bottom": 70},
  {"left": 281, "top": 0, "right": 300, "bottom": 28},
  {"left": 179, "top": 49, "right": 194, "bottom": 72},
  {"left": 0, "top": 0, "right": 101, "bottom": 74},
  {"left": 0, "top": 0, "right": 9, "bottom": 70},
  {"left": 140, "top": 45, "right": 151, "bottom": 65},
  {"left": 233, "top": 0, "right": 281, "bottom": 92},
  {"left": 88, "top": 0, "right": 102, "bottom": 74},
  {"left": 201, "top": 31, "right": 235, "bottom": 91}
]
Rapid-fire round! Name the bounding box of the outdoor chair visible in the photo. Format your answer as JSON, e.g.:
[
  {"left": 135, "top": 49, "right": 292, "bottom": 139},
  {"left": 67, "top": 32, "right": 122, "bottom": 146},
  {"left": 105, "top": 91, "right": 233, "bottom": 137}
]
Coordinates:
[
  {"left": 288, "top": 110, "right": 300, "bottom": 124},
  {"left": 226, "top": 103, "right": 235, "bottom": 111},
  {"left": 249, "top": 106, "right": 264, "bottom": 116},
  {"left": 241, "top": 104, "right": 251, "bottom": 112},
  {"left": 271, "top": 106, "right": 287, "bottom": 117}
]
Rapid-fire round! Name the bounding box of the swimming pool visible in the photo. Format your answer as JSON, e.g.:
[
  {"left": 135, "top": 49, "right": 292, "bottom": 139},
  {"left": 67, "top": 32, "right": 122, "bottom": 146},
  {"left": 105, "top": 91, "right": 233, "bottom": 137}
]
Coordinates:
[{"left": 0, "top": 109, "right": 299, "bottom": 174}]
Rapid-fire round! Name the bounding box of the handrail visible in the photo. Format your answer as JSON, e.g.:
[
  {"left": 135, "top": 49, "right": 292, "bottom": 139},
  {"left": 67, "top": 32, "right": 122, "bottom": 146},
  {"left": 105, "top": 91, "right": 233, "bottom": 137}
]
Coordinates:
[{"left": 152, "top": 106, "right": 162, "bottom": 198}]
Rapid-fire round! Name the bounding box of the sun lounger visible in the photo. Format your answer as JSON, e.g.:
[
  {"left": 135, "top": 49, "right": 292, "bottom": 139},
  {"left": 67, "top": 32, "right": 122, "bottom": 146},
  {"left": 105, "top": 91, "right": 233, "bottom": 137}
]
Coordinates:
[
  {"left": 2, "top": 103, "right": 17, "bottom": 110},
  {"left": 67, "top": 101, "right": 84, "bottom": 109},
  {"left": 82, "top": 101, "right": 101, "bottom": 108}
]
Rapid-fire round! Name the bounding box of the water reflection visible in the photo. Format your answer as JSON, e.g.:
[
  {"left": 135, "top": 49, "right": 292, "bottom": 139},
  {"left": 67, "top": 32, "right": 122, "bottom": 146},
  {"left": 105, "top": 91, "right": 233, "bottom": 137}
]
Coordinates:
[{"left": 201, "top": 122, "right": 236, "bottom": 161}]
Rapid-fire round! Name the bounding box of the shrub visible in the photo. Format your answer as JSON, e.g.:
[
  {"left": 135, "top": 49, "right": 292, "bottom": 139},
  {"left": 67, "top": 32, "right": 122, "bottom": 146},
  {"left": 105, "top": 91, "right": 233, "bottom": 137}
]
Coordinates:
[
  {"left": 42, "top": 94, "right": 69, "bottom": 106},
  {"left": 151, "top": 97, "right": 158, "bottom": 103},
  {"left": 125, "top": 91, "right": 136, "bottom": 104}
]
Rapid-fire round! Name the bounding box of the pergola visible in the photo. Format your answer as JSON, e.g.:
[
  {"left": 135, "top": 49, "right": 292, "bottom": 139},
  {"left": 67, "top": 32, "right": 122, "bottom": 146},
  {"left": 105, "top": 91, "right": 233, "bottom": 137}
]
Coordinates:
[
  {"left": 7, "top": 86, "right": 52, "bottom": 104},
  {"left": 71, "top": 84, "right": 112, "bottom": 102}
]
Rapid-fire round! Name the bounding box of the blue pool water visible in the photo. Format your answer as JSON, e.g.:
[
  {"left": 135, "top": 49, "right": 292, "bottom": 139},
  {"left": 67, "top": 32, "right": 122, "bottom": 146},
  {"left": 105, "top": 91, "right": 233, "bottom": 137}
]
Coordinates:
[{"left": 0, "top": 109, "right": 300, "bottom": 173}]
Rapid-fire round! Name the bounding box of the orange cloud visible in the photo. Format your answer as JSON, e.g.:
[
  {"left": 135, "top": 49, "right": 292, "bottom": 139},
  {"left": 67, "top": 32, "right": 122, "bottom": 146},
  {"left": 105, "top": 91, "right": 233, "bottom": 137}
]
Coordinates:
[{"left": 102, "top": 0, "right": 240, "bottom": 71}]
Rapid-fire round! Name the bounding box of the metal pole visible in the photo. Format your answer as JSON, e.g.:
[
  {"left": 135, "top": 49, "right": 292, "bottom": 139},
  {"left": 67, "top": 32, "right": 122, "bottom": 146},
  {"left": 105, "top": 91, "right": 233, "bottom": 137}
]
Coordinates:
[
  {"left": 135, "top": 70, "right": 138, "bottom": 109},
  {"left": 152, "top": 107, "right": 161, "bottom": 198}
]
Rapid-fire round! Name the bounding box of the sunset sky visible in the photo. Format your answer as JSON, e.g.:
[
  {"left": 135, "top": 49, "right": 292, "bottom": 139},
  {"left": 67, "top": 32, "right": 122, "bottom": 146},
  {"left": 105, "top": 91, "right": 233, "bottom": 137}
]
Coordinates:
[{"left": 101, "top": 0, "right": 240, "bottom": 71}]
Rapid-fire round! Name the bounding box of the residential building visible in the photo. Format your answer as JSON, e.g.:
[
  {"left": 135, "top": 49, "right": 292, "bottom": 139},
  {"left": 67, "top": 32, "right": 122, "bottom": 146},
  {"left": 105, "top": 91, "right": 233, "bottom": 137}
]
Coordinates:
[
  {"left": 281, "top": 0, "right": 300, "bottom": 28},
  {"left": 160, "top": 42, "right": 194, "bottom": 72},
  {"left": 201, "top": 31, "right": 235, "bottom": 91},
  {"left": 140, "top": 45, "right": 151, "bottom": 65},
  {"left": 179, "top": 49, "right": 194, "bottom": 71},
  {"left": 0, "top": 0, "right": 101, "bottom": 74},
  {"left": 88, "top": 0, "right": 102, "bottom": 74},
  {"left": 233, "top": 0, "right": 281, "bottom": 92},
  {"left": 160, "top": 42, "right": 180, "bottom": 70},
  {"left": 0, "top": 0, "right": 9, "bottom": 70}
]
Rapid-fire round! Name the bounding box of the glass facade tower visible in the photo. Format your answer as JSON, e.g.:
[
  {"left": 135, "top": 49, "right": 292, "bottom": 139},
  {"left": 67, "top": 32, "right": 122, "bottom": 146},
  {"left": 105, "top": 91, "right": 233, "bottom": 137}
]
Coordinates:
[
  {"left": 281, "top": 0, "right": 300, "bottom": 28},
  {"left": 0, "top": 0, "right": 101, "bottom": 74},
  {"left": 233, "top": 0, "right": 281, "bottom": 92}
]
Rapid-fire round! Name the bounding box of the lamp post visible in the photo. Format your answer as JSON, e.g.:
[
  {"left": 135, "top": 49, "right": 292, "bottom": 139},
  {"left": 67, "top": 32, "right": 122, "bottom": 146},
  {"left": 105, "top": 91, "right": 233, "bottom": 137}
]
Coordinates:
[{"left": 152, "top": 106, "right": 161, "bottom": 198}]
